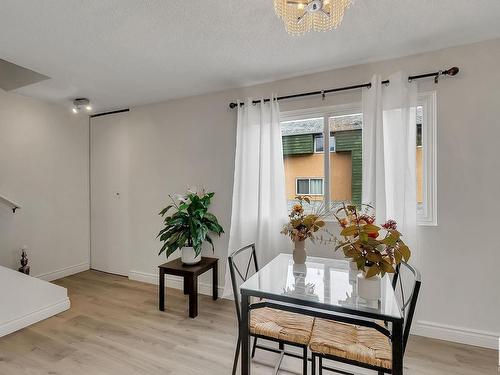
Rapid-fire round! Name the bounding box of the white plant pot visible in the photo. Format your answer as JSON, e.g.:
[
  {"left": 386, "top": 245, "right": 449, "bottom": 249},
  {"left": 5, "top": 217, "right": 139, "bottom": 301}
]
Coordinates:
[
  {"left": 356, "top": 272, "right": 381, "bottom": 301},
  {"left": 181, "top": 247, "right": 201, "bottom": 265}
]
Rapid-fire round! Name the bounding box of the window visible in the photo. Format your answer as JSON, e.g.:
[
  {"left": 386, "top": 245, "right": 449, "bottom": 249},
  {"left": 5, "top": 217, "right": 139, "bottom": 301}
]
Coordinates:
[
  {"left": 314, "top": 134, "right": 336, "bottom": 153},
  {"left": 280, "top": 94, "right": 436, "bottom": 225},
  {"left": 281, "top": 104, "right": 360, "bottom": 214},
  {"left": 296, "top": 178, "right": 324, "bottom": 195},
  {"left": 416, "top": 91, "right": 437, "bottom": 226}
]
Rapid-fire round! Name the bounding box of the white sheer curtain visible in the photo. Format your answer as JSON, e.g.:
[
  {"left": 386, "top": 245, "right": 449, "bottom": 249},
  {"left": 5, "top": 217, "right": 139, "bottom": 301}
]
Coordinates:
[
  {"left": 223, "top": 97, "right": 289, "bottom": 297},
  {"left": 362, "top": 72, "right": 418, "bottom": 252}
]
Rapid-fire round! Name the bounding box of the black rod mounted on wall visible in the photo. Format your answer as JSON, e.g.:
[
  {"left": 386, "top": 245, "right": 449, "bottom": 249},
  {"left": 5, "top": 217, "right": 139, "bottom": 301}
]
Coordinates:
[
  {"left": 90, "top": 108, "right": 130, "bottom": 118},
  {"left": 228, "top": 67, "right": 459, "bottom": 109}
]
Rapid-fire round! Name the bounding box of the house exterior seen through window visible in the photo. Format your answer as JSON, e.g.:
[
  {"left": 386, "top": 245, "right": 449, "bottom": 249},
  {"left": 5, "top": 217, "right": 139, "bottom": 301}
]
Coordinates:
[
  {"left": 281, "top": 97, "right": 433, "bottom": 223},
  {"left": 281, "top": 113, "right": 361, "bottom": 214}
]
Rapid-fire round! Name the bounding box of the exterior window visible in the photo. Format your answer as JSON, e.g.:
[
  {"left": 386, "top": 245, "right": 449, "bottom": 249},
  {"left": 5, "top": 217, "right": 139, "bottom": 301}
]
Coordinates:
[
  {"left": 416, "top": 91, "right": 437, "bottom": 225},
  {"left": 314, "top": 134, "right": 336, "bottom": 153},
  {"left": 281, "top": 109, "right": 360, "bottom": 214},
  {"left": 281, "top": 95, "right": 436, "bottom": 224},
  {"left": 296, "top": 178, "right": 324, "bottom": 195}
]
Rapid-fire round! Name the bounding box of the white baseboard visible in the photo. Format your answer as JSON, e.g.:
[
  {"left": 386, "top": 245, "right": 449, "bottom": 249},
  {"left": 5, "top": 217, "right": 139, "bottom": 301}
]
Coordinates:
[
  {"left": 129, "top": 270, "right": 225, "bottom": 297},
  {"left": 35, "top": 262, "right": 90, "bottom": 282},
  {"left": 0, "top": 298, "right": 70, "bottom": 337},
  {"left": 413, "top": 320, "right": 499, "bottom": 349}
]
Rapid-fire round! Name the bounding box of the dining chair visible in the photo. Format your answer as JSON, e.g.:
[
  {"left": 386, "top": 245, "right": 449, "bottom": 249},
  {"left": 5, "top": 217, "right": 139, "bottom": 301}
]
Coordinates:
[
  {"left": 228, "top": 244, "right": 314, "bottom": 375},
  {"left": 309, "top": 262, "right": 421, "bottom": 375}
]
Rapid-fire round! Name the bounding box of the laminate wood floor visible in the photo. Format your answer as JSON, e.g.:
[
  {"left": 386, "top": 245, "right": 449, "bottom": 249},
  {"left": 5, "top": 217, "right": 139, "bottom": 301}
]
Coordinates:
[{"left": 0, "top": 270, "right": 497, "bottom": 374}]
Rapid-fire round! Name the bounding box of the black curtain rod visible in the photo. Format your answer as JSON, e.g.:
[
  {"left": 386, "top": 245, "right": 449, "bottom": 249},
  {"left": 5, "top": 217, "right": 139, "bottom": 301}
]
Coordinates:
[
  {"left": 228, "top": 66, "right": 459, "bottom": 109},
  {"left": 90, "top": 108, "right": 130, "bottom": 118}
]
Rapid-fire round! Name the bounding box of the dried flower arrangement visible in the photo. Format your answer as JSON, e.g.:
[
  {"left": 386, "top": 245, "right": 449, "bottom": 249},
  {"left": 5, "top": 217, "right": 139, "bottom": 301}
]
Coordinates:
[
  {"left": 333, "top": 204, "right": 411, "bottom": 278},
  {"left": 281, "top": 196, "right": 329, "bottom": 242}
]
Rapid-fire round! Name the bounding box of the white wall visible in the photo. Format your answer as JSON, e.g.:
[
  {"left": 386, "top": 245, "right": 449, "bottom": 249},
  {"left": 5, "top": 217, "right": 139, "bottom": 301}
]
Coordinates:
[
  {"left": 92, "top": 38, "right": 500, "bottom": 348},
  {"left": 0, "top": 90, "right": 89, "bottom": 280}
]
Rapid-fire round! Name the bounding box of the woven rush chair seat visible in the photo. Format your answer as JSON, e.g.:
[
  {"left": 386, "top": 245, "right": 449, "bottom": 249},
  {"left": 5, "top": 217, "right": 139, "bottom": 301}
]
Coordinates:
[
  {"left": 309, "top": 318, "right": 392, "bottom": 370},
  {"left": 250, "top": 306, "right": 314, "bottom": 346}
]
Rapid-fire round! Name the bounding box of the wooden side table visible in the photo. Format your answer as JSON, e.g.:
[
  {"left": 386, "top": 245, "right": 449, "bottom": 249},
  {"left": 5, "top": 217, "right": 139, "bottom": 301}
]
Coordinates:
[{"left": 158, "top": 257, "right": 218, "bottom": 318}]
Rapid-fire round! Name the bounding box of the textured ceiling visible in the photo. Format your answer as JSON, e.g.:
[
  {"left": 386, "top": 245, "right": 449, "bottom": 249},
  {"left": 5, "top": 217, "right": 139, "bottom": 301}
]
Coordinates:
[{"left": 1, "top": 0, "right": 500, "bottom": 112}]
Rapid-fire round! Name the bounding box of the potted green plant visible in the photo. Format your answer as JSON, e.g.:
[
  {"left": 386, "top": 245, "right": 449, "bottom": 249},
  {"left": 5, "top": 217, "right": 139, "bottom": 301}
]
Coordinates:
[
  {"left": 333, "top": 204, "right": 411, "bottom": 300},
  {"left": 158, "top": 187, "right": 224, "bottom": 265}
]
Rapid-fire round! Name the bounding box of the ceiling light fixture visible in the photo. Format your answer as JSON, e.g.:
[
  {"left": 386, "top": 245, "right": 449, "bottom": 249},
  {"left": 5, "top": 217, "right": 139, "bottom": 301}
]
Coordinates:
[
  {"left": 72, "top": 98, "right": 92, "bottom": 114},
  {"left": 274, "top": 0, "right": 351, "bottom": 35}
]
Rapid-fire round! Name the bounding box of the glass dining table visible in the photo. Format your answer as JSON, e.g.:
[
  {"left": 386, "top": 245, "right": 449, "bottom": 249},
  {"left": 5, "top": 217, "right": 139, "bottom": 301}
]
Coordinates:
[{"left": 239, "top": 253, "right": 405, "bottom": 375}]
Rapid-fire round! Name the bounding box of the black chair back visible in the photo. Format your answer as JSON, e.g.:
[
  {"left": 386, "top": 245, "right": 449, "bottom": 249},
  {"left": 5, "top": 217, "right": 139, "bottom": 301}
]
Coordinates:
[
  {"left": 227, "top": 243, "right": 259, "bottom": 325},
  {"left": 392, "top": 262, "right": 422, "bottom": 353}
]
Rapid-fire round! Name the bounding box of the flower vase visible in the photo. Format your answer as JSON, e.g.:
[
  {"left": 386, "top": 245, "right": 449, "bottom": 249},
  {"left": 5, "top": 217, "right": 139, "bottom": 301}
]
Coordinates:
[
  {"left": 293, "top": 240, "right": 307, "bottom": 265},
  {"left": 356, "top": 272, "right": 381, "bottom": 301}
]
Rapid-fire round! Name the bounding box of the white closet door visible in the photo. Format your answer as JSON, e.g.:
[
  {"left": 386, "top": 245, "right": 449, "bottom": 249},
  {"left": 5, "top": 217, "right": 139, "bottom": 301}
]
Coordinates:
[{"left": 90, "top": 113, "right": 130, "bottom": 276}]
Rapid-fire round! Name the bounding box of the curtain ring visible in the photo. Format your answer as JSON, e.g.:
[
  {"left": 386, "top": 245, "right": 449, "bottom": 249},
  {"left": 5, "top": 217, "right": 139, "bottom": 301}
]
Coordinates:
[
  {"left": 321, "top": 90, "right": 325, "bottom": 101},
  {"left": 435, "top": 70, "right": 443, "bottom": 84}
]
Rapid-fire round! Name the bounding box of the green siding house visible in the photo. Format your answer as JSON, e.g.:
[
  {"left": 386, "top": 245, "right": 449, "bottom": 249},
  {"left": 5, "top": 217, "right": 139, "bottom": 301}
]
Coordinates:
[{"left": 281, "top": 128, "right": 362, "bottom": 205}]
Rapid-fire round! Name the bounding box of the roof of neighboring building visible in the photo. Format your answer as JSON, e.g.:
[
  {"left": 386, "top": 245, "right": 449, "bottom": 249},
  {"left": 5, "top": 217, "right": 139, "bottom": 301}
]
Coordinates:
[
  {"left": 281, "top": 118, "right": 323, "bottom": 136},
  {"left": 417, "top": 107, "right": 423, "bottom": 124},
  {"left": 330, "top": 114, "right": 363, "bottom": 132},
  {"left": 281, "top": 114, "right": 362, "bottom": 136},
  {"left": 281, "top": 108, "right": 422, "bottom": 136}
]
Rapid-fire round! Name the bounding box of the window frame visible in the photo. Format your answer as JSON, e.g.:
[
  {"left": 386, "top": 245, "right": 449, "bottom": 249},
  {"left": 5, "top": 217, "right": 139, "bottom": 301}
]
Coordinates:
[
  {"left": 295, "top": 177, "right": 325, "bottom": 196},
  {"left": 281, "top": 96, "right": 437, "bottom": 226},
  {"left": 417, "top": 91, "right": 438, "bottom": 226},
  {"left": 314, "top": 134, "right": 336, "bottom": 153},
  {"left": 313, "top": 134, "right": 324, "bottom": 153},
  {"left": 281, "top": 103, "right": 362, "bottom": 208}
]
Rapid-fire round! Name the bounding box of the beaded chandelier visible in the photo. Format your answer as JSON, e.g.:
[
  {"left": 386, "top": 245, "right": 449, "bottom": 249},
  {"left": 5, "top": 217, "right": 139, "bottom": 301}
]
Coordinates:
[{"left": 274, "top": 0, "right": 351, "bottom": 35}]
